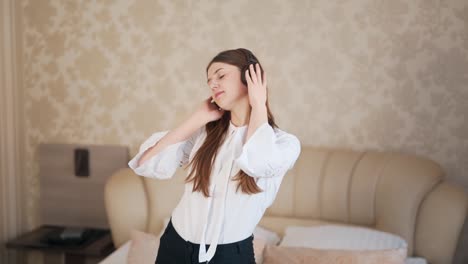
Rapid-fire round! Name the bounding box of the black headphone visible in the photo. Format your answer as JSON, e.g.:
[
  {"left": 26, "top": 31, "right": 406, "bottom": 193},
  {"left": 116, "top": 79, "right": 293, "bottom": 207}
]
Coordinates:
[
  {"left": 246, "top": 52, "right": 258, "bottom": 65},
  {"left": 241, "top": 52, "right": 260, "bottom": 86}
]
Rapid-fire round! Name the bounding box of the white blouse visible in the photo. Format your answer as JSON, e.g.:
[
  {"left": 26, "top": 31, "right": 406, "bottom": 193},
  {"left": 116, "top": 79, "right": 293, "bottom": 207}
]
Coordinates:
[{"left": 128, "top": 120, "right": 301, "bottom": 262}]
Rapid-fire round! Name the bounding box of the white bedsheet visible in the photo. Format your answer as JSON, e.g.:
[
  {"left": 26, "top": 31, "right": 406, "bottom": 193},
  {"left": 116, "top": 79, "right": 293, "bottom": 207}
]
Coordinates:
[
  {"left": 99, "top": 240, "right": 131, "bottom": 264},
  {"left": 99, "top": 241, "right": 427, "bottom": 264}
]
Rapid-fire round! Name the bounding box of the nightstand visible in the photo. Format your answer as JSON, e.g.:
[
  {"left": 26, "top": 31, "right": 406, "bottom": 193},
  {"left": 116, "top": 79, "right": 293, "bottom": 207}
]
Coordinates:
[{"left": 6, "top": 225, "right": 115, "bottom": 264}]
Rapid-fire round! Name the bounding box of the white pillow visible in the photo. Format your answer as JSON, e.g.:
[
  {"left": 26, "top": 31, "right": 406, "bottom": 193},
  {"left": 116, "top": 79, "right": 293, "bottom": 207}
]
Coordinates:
[
  {"left": 253, "top": 225, "right": 281, "bottom": 264},
  {"left": 254, "top": 225, "right": 281, "bottom": 245},
  {"left": 405, "top": 257, "right": 427, "bottom": 264},
  {"left": 126, "top": 217, "right": 171, "bottom": 264},
  {"left": 280, "top": 225, "right": 407, "bottom": 251},
  {"left": 278, "top": 225, "right": 429, "bottom": 263}
]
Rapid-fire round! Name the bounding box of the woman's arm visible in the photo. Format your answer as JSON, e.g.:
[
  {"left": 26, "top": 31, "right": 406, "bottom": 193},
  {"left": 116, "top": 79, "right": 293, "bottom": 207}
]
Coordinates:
[
  {"left": 136, "top": 96, "right": 224, "bottom": 168},
  {"left": 244, "top": 63, "right": 268, "bottom": 144},
  {"left": 136, "top": 112, "right": 207, "bottom": 167},
  {"left": 245, "top": 104, "right": 268, "bottom": 145},
  {"left": 235, "top": 124, "right": 301, "bottom": 178}
]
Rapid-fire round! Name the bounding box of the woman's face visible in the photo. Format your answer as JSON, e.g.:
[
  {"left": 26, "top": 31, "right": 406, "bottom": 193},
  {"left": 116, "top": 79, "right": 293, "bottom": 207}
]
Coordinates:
[{"left": 207, "top": 62, "right": 248, "bottom": 111}]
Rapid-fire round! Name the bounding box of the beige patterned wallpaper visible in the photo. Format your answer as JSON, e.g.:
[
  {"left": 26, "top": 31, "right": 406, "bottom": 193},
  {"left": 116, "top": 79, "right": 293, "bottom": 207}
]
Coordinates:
[{"left": 21, "top": 0, "right": 468, "bottom": 230}]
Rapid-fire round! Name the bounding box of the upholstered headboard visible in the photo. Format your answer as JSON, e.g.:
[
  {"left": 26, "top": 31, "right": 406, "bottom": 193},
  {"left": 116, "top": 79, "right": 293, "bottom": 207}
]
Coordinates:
[{"left": 104, "top": 147, "right": 467, "bottom": 264}]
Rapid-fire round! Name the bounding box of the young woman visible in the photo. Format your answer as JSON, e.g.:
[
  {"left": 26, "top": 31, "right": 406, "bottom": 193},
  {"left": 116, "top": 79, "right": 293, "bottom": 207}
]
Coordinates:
[{"left": 128, "top": 48, "right": 301, "bottom": 264}]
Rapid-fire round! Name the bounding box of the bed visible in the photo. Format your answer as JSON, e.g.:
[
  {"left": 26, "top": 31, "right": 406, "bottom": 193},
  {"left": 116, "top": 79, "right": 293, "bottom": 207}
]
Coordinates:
[{"left": 100, "top": 147, "right": 467, "bottom": 264}]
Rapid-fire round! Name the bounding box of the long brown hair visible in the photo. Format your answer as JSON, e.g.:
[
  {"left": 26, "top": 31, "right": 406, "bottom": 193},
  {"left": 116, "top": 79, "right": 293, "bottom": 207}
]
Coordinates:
[{"left": 184, "top": 48, "right": 278, "bottom": 197}]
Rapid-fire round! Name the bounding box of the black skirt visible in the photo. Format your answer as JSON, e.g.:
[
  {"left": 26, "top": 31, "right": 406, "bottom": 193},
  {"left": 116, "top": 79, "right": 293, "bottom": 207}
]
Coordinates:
[{"left": 155, "top": 217, "right": 256, "bottom": 264}]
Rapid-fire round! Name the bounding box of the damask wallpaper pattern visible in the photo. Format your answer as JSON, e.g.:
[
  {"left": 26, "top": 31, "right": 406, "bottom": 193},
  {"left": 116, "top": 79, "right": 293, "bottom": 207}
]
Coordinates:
[{"left": 21, "top": 0, "right": 467, "bottom": 231}]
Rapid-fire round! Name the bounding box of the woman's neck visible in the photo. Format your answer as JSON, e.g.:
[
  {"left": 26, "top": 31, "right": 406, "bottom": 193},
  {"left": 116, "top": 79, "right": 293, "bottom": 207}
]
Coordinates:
[{"left": 230, "top": 99, "right": 251, "bottom": 127}]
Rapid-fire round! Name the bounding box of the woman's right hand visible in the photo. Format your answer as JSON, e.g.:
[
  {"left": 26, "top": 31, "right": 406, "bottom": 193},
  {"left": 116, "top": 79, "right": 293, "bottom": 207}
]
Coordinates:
[{"left": 195, "top": 96, "right": 225, "bottom": 123}]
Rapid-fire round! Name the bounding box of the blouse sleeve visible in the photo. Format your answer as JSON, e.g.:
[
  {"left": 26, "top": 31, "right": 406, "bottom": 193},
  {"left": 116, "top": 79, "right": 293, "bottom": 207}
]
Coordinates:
[
  {"left": 128, "top": 127, "right": 204, "bottom": 179},
  {"left": 234, "top": 122, "right": 301, "bottom": 178}
]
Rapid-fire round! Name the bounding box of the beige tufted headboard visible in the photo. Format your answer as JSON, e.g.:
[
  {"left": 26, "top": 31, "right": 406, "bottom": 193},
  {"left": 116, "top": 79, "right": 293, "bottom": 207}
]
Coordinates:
[{"left": 104, "top": 147, "right": 467, "bottom": 264}]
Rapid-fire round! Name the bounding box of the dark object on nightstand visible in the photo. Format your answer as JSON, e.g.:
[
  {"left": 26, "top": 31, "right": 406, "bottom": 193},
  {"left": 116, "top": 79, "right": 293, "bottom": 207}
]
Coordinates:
[
  {"left": 40, "top": 226, "right": 107, "bottom": 247},
  {"left": 42, "top": 227, "right": 90, "bottom": 246},
  {"left": 6, "top": 225, "right": 115, "bottom": 264}
]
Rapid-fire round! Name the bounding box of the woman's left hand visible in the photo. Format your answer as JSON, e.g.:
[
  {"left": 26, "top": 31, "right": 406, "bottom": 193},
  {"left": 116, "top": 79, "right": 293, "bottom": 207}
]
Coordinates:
[{"left": 245, "top": 63, "right": 267, "bottom": 109}]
